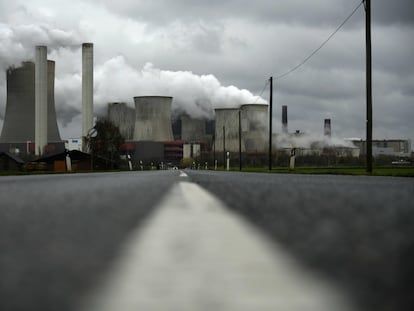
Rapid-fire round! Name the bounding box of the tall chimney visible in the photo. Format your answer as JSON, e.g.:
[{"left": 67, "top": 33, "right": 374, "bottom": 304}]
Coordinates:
[
  {"left": 282, "top": 105, "right": 288, "bottom": 134},
  {"left": 35, "top": 46, "right": 48, "bottom": 156},
  {"left": 82, "top": 43, "right": 94, "bottom": 151},
  {"left": 324, "top": 119, "right": 331, "bottom": 137}
]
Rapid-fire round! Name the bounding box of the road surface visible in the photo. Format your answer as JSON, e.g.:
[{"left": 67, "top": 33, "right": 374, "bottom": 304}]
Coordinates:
[{"left": 0, "top": 170, "right": 412, "bottom": 311}]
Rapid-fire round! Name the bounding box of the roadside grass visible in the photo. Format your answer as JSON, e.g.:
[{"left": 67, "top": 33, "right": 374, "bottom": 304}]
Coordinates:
[
  {"left": 1, "top": 166, "right": 413, "bottom": 177},
  {"left": 219, "top": 166, "right": 414, "bottom": 177}
]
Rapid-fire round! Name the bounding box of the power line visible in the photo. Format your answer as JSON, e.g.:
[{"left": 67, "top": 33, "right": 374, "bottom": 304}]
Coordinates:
[
  {"left": 274, "top": 1, "right": 364, "bottom": 80},
  {"left": 253, "top": 79, "right": 269, "bottom": 103}
]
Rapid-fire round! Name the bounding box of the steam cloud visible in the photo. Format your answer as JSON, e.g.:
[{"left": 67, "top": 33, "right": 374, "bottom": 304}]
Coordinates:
[{"left": 94, "top": 56, "right": 267, "bottom": 119}]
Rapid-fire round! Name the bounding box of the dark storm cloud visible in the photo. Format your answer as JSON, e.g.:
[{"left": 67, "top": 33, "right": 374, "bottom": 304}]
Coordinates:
[{"left": 0, "top": 0, "right": 412, "bottom": 144}]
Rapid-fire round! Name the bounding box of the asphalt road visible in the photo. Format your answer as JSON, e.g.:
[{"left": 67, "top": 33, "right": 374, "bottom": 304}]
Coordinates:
[
  {"left": 0, "top": 170, "right": 413, "bottom": 311},
  {"left": 186, "top": 171, "right": 414, "bottom": 311}
]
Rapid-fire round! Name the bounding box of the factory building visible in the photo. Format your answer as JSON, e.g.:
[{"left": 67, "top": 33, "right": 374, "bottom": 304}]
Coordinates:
[{"left": 349, "top": 139, "right": 411, "bottom": 158}]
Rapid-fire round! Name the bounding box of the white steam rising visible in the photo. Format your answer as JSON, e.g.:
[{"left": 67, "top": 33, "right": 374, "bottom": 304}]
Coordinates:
[
  {"left": 94, "top": 56, "right": 267, "bottom": 119},
  {"left": 275, "top": 131, "right": 356, "bottom": 149}
]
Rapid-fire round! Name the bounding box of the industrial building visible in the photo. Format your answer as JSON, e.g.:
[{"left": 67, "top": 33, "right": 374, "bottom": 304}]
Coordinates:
[{"left": 349, "top": 139, "right": 411, "bottom": 158}]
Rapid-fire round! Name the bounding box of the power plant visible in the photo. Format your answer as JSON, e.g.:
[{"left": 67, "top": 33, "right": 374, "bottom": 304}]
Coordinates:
[{"left": 0, "top": 43, "right": 411, "bottom": 171}]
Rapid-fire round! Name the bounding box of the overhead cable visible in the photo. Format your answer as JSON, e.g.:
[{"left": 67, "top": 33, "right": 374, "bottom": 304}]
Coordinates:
[{"left": 274, "top": 1, "right": 364, "bottom": 80}]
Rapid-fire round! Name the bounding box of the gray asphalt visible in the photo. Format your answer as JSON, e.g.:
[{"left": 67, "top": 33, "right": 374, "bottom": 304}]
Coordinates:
[
  {"left": 0, "top": 171, "right": 180, "bottom": 311},
  {"left": 0, "top": 170, "right": 413, "bottom": 311},
  {"left": 185, "top": 170, "right": 414, "bottom": 311}
]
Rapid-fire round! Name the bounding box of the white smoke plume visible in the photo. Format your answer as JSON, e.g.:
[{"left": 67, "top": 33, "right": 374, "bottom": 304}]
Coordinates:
[
  {"left": 274, "top": 131, "right": 356, "bottom": 149},
  {"left": 0, "top": 23, "right": 81, "bottom": 70},
  {"left": 93, "top": 56, "right": 267, "bottom": 119}
]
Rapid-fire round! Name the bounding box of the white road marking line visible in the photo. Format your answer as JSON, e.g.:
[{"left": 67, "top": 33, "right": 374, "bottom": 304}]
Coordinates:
[
  {"left": 79, "top": 181, "right": 355, "bottom": 311},
  {"left": 179, "top": 171, "right": 188, "bottom": 177}
]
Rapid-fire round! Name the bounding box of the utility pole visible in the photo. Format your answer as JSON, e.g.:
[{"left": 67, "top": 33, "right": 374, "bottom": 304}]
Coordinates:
[
  {"left": 223, "top": 126, "right": 226, "bottom": 169},
  {"left": 239, "top": 109, "right": 242, "bottom": 171},
  {"left": 364, "top": 0, "right": 373, "bottom": 173},
  {"left": 268, "top": 76, "right": 273, "bottom": 171}
]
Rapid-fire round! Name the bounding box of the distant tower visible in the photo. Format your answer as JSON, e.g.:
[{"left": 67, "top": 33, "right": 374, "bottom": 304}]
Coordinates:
[
  {"left": 133, "top": 96, "right": 174, "bottom": 141},
  {"left": 35, "top": 45, "right": 48, "bottom": 156},
  {"left": 282, "top": 105, "right": 288, "bottom": 134},
  {"left": 47, "top": 60, "right": 62, "bottom": 142},
  {"left": 214, "top": 108, "right": 240, "bottom": 152},
  {"left": 181, "top": 115, "right": 206, "bottom": 142},
  {"left": 107, "top": 102, "right": 135, "bottom": 140},
  {"left": 82, "top": 43, "right": 94, "bottom": 150},
  {"left": 324, "top": 119, "right": 332, "bottom": 137},
  {"left": 0, "top": 59, "right": 61, "bottom": 151},
  {"left": 0, "top": 62, "right": 36, "bottom": 143},
  {"left": 241, "top": 104, "right": 268, "bottom": 152}
]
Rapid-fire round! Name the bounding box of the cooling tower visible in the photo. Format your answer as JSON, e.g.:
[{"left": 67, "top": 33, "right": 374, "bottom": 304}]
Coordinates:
[
  {"left": 181, "top": 114, "right": 206, "bottom": 142},
  {"left": 324, "top": 119, "right": 332, "bottom": 137},
  {"left": 82, "top": 43, "right": 94, "bottom": 146},
  {"left": 0, "top": 62, "right": 36, "bottom": 143},
  {"left": 214, "top": 108, "right": 240, "bottom": 152},
  {"left": 0, "top": 60, "right": 62, "bottom": 147},
  {"left": 107, "top": 102, "right": 135, "bottom": 140},
  {"left": 282, "top": 105, "right": 288, "bottom": 134},
  {"left": 241, "top": 104, "right": 268, "bottom": 152},
  {"left": 35, "top": 45, "right": 48, "bottom": 155},
  {"left": 133, "top": 96, "right": 174, "bottom": 141}
]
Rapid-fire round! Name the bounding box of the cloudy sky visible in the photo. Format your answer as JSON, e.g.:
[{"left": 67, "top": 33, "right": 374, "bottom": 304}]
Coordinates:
[{"left": 0, "top": 0, "right": 413, "bottom": 147}]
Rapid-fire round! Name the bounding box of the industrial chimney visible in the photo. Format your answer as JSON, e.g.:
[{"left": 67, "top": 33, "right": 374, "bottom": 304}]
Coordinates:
[
  {"left": 47, "top": 60, "right": 62, "bottom": 143},
  {"left": 82, "top": 43, "right": 94, "bottom": 150},
  {"left": 324, "top": 119, "right": 332, "bottom": 137},
  {"left": 133, "top": 96, "right": 174, "bottom": 141},
  {"left": 35, "top": 45, "right": 48, "bottom": 156},
  {"left": 282, "top": 105, "right": 288, "bottom": 134}
]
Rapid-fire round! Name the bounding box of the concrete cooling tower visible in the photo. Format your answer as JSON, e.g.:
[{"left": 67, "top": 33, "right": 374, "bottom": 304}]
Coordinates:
[
  {"left": 0, "top": 60, "right": 61, "bottom": 147},
  {"left": 133, "top": 96, "right": 174, "bottom": 141},
  {"left": 181, "top": 114, "right": 206, "bottom": 142},
  {"left": 241, "top": 104, "right": 268, "bottom": 152},
  {"left": 107, "top": 102, "right": 135, "bottom": 140},
  {"left": 214, "top": 108, "right": 241, "bottom": 152}
]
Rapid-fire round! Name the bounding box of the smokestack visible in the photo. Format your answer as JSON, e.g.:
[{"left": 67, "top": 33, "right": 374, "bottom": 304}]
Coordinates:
[
  {"left": 47, "top": 60, "right": 61, "bottom": 142},
  {"left": 282, "top": 105, "right": 288, "bottom": 134},
  {"left": 133, "top": 96, "right": 174, "bottom": 141},
  {"left": 35, "top": 46, "right": 48, "bottom": 156},
  {"left": 324, "top": 119, "right": 331, "bottom": 137},
  {"left": 82, "top": 43, "right": 94, "bottom": 150}
]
